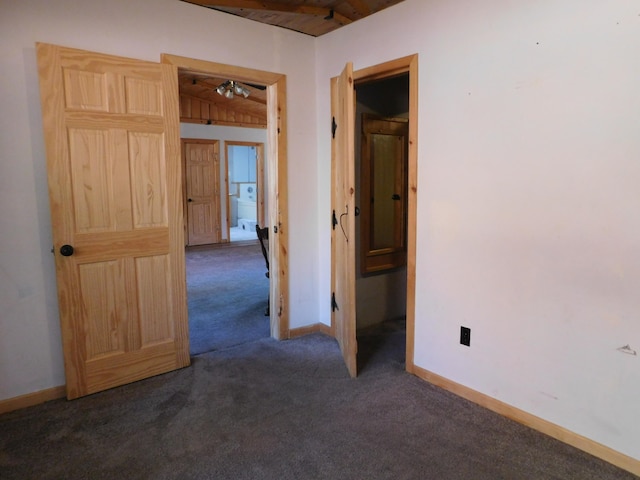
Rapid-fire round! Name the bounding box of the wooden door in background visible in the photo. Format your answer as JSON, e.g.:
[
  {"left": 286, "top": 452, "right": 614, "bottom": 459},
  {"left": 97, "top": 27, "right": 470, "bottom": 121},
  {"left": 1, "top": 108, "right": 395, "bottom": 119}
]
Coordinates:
[
  {"left": 36, "top": 43, "right": 190, "bottom": 399},
  {"left": 183, "top": 139, "right": 221, "bottom": 245},
  {"left": 331, "top": 62, "right": 357, "bottom": 377},
  {"left": 360, "top": 114, "right": 408, "bottom": 274}
]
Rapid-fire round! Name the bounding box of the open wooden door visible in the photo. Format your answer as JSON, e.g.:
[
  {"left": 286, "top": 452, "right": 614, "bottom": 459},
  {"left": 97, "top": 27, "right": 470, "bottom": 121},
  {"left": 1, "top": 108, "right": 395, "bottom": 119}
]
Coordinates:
[
  {"left": 36, "top": 43, "right": 190, "bottom": 399},
  {"left": 183, "top": 139, "right": 221, "bottom": 245},
  {"left": 331, "top": 62, "right": 357, "bottom": 377}
]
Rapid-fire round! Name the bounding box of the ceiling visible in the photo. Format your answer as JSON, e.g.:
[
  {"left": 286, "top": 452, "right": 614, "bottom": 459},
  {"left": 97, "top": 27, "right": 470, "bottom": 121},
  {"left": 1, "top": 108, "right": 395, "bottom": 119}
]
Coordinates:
[
  {"left": 181, "top": 0, "right": 406, "bottom": 37},
  {"left": 178, "top": 1, "right": 406, "bottom": 127}
]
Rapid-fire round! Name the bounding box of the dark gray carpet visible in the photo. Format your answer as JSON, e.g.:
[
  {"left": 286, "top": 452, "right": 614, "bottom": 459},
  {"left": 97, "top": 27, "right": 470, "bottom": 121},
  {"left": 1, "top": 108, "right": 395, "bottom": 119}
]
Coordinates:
[
  {"left": 186, "top": 243, "right": 270, "bottom": 355},
  {"left": 0, "top": 323, "right": 636, "bottom": 479}
]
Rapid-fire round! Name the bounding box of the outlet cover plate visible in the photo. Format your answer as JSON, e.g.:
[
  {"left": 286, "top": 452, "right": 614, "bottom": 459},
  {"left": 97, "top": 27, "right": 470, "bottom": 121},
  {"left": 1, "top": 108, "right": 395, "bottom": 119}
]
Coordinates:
[{"left": 460, "top": 326, "right": 471, "bottom": 346}]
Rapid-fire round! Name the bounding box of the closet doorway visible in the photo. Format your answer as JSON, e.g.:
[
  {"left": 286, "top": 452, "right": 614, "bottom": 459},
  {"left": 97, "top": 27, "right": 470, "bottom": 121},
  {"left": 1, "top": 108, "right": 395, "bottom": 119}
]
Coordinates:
[
  {"left": 354, "top": 73, "right": 410, "bottom": 373},
  {"left": 331, "top": 55, "right": 418, "bottom": 377}
]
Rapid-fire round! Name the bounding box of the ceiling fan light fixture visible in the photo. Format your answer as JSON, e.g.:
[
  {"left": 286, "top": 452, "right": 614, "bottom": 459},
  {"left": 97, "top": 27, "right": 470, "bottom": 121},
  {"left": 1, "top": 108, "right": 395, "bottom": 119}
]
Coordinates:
[{"left": 215, "top": 80, "right": 250, "bottom": 99}]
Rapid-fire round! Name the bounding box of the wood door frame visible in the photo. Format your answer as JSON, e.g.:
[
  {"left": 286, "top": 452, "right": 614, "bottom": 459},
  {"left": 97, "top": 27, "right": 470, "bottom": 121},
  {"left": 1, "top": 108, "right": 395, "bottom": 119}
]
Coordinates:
[
  {"left": 352, "top": 54, "right": 418, "bottom": 373},
  {"left": 161, "top": 54, "right": 289, "bottom": 340},
  {"left": 224, "top": 140, "right": 266, "bottom": 239}
]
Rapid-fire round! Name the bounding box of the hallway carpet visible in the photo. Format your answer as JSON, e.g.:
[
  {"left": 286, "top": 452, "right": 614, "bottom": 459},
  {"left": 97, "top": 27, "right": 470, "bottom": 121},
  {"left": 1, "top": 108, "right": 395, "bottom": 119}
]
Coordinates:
[{"left": 186, "top": 243, "right": 270, "bottom": 355}]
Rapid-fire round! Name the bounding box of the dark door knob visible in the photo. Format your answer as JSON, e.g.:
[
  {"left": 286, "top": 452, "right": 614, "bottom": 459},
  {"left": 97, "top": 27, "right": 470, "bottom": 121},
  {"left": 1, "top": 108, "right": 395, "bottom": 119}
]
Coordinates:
[
  {"left": 60, "top": 245, "right": 74, "bottom": 256},
  {"left": 392, "top": 194, "right": 401, "bottom": 200},
  {"left": 188, "top": 198, "right": 193, "bottom": 202}
]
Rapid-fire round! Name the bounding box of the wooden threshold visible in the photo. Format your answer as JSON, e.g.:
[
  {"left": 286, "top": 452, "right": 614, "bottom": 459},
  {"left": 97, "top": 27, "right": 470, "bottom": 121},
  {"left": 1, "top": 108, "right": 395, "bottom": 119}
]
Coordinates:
[{"left": 412, "top": 365, "right": 640, "bottom": 477}]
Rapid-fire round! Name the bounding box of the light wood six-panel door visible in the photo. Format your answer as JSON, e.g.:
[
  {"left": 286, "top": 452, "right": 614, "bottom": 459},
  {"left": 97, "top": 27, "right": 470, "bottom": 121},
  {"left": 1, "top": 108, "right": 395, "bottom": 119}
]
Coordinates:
[
  {"left": 183, "top": 140, "right": 221, "bottom": 245},
  {"left": 36, "top": 43, "right": 190, "bottom": 399}
]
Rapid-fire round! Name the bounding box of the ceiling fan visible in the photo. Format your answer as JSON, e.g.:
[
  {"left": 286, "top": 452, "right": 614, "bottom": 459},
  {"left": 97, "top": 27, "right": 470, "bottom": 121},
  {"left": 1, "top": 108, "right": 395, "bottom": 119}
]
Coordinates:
[{"left": 215, "top": 80, "right": 251, "bottom": 99}]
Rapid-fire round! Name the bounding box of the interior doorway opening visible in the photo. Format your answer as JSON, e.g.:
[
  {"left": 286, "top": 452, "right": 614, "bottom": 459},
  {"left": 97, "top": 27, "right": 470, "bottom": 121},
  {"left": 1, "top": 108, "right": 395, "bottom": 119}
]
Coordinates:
[
  {"left": 162, "top": 54, "right": 289, "bottom": 342},
  {"left": 178, "top": 81, "right": 270, "bottom": 352},
  {"left": 226, "top": 141, "right": 266, "bottom": 243}
]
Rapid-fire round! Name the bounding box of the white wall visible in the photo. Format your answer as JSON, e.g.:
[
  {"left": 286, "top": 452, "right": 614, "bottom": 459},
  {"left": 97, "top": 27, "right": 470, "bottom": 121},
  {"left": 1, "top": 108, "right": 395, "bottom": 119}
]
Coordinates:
[
  {"left": 182, "top": 124, "right": 267, "bottom": 144},
  {"left": 0, "top": 0, "right": 318, "bottom": 401},
  {"left": 316, "top": 0, "right": 640, "bottom": 460}
]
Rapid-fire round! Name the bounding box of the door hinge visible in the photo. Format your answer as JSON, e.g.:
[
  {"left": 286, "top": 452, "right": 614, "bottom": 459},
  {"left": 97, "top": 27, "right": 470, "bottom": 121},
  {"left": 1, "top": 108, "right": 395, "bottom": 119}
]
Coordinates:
[
  {"left": 332, "top": 210, "right": 338, "bottom": 230},
  {"left": 332, "top": 116, "right": 337, "bottom": 138},
  {"left": 331, "top": 292, "right": 339, "bottom": 312}
]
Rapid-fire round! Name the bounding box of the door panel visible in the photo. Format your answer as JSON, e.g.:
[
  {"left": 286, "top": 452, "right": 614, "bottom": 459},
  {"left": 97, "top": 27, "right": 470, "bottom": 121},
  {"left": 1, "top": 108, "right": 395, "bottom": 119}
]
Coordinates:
[
  {"left": 331, "top": 62, "right": 357, "bottom": 377},
  {"left": 37, "top": 43, "right": 189, "bottom": 399},
  {"left": 184, "top": 140, "right": 221, "bottom": 245}
]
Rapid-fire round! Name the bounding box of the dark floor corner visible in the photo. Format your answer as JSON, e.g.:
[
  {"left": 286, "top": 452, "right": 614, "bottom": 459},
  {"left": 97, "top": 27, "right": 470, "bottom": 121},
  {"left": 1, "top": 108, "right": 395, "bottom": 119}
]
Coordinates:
[{"left": 357, "top": 317, "right": 406, "bottom": 373}]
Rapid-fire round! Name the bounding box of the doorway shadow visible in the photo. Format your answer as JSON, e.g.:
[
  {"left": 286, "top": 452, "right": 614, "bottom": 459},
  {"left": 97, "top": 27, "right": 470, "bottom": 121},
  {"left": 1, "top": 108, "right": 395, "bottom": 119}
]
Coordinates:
[
  {"left": 185, "top": 243, "right": 270, "bottom": 355},
  {"left": 357, "top": 317, "right": 406, "bottom": 373}
]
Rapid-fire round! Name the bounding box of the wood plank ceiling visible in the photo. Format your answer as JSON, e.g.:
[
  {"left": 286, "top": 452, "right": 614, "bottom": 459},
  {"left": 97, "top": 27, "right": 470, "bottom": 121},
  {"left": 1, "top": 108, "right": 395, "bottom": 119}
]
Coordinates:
[
  {"left": 181, "top": 0, "right": 406, "bottom": 37},
  {"left": 178, "top": 1, "right": 405, "bottom": 128},
  {"left": 179, "top": 73, "right": 268, "bottom": 128}
]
